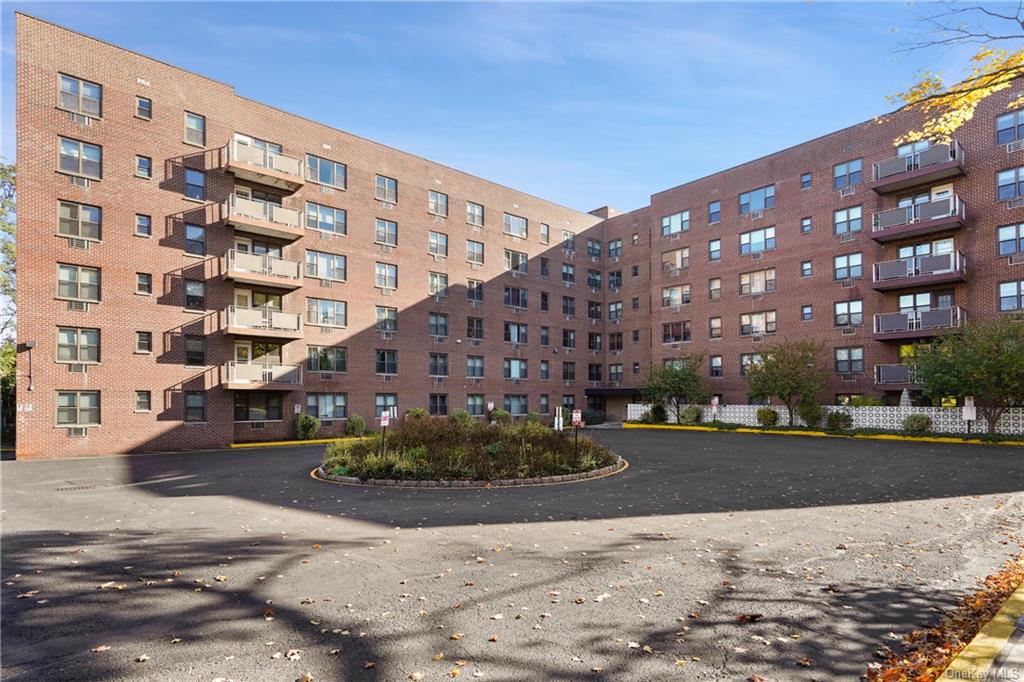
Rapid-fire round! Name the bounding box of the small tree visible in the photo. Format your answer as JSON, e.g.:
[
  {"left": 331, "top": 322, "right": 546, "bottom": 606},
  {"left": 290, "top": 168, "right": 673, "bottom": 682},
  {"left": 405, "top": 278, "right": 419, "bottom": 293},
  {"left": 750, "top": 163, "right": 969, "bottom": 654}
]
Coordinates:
[
  {"left": 914, "top": 318, "right": 1024, "bottom": 433},
  {"left": 640, "top": 355, "right": 710, "bottom": 424},
  {"left": 745, "top": 340, "right": 825, "bottom": 427}
]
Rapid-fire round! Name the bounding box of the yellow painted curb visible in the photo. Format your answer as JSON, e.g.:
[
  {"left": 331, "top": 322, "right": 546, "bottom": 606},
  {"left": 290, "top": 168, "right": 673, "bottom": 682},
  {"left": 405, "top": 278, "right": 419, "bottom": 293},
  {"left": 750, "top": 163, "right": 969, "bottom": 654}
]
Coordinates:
[
  {"left": 621, "top": 422, "right": 1024, "bottom": 447},
  {"left": 231, "top": 436, "right": 364, "bottom": 449},
  {"left": 939, "top": 580, "right": 1024, "bottom": 680}
]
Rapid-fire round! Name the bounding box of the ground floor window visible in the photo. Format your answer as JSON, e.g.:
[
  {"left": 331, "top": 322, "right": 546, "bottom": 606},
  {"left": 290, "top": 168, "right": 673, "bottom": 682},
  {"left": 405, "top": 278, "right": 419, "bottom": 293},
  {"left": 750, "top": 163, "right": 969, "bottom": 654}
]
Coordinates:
[
  {"left": 376, "top": 393, "right": 397, "bottom": 418},
  {"left": 429, "top": 393, "right": 448, "bottom": 416},
  {"left": 57, "top": 390, "right": 100, "bottom": 426},
  {"left": 504, "top": 394, "right": 527, "bottom": 415},
  {"left": 184, "top": 391, "right": 206, "bottom": 422},
  {"left": 467, "top": 394, "right": 484, "bottom": 416},
  {"left": 234, "top": 391, "right": 281, "bottom": 422},
  {"left": 306, "top": 393, "right": 347, "bottom": 420}
]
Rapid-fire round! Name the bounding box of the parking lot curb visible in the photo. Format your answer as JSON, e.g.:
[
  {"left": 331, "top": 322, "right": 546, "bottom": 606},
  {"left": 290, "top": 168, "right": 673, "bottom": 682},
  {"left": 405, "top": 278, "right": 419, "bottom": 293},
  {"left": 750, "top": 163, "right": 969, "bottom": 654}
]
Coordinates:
[{"left": 938, "top": 580, "right": 1024, "bottom": 681}]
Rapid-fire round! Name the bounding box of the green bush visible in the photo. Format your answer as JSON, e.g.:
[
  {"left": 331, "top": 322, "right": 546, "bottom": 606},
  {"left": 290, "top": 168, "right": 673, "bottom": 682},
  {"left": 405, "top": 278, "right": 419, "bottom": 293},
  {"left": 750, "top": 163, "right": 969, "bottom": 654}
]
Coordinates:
[
  {"left": 322, "top": 415, "right": 617, "bottom": 481},
  {"left": 526, "top": 411, "right": 542, "bottom": 424},
  {"left": 489, "top": 408, "right": 513, "bottom": 426},
  {"left": 826, "top": 410, "right": 854, "bottom": 431},
  {"left": 679, "top": 405, "right": 702, "bottom": 425},
  {"left": 849, "top": 396, "right": 883, "bottom": 407},
  {"left": 582, "top": 409, "right": 605, "bottom": 425},
  {"left": 650, "top": 404, "right": 668, "bottom": 423},
  {"left": 796, "top": 402, "right": 823, "bottom": 428},
  {"left": 449, "top": 409, "right": 473, "bottom": 426},
  {"left": 406, "top": 408, "right": 430, "bottom": 421},
  {"left": 902, "top": 413, "right": 933, "bottom": 434},
  {"left": 756, "top": 407, "right": 778, "bottom": 427},
  {"left": 296, "top": 413, "right": 321, "bottom": 440},
  {"left": 345, "top": 414, "right": 366, "bottom": 437}
]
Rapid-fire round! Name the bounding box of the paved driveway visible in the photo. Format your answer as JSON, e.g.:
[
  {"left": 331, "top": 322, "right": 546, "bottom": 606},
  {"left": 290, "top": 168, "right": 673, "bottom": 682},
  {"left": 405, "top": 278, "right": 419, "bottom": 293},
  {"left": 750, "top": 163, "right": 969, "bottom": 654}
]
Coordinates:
[{"left": 2, "top": 430, "right": 1023, "bottom": 681}]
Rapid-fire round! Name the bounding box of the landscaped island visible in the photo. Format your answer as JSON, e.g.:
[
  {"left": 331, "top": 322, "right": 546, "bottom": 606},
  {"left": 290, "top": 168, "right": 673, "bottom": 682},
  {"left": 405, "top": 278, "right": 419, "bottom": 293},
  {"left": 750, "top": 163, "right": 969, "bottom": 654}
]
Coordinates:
[{"left": 321, "top": 409, "right": 620, "bottom": 485}]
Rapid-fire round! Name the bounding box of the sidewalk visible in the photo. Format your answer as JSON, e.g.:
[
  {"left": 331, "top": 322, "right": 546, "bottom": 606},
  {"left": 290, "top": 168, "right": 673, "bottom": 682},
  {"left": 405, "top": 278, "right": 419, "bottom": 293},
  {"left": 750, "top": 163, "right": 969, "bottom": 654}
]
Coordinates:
[{"left": 940, "top": 582, "right": 1024, "bottom": 681}]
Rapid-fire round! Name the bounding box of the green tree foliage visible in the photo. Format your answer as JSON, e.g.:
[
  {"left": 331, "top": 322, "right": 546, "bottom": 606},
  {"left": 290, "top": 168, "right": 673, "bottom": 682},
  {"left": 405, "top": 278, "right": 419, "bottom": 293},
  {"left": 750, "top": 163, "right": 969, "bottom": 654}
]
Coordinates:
[
  {"left": 914, "top": 318, "right": 1024, "bottom": 433},
  {"left": 745, "top": 340, "right": 825, "bottom": 427},
  {"left": 0, "top": 162, "right": 14, "bottom": 340},
  {"left": 639, "top": 354, "right": 710, "bottom": 424}
]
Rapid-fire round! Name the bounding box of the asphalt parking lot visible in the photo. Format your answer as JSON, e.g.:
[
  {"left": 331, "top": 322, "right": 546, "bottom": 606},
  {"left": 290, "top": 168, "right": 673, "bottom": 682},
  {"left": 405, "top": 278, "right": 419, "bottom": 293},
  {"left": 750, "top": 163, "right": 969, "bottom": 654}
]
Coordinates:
[{"left": 3, "top": 429, "right": 1023, "bottom": 681}]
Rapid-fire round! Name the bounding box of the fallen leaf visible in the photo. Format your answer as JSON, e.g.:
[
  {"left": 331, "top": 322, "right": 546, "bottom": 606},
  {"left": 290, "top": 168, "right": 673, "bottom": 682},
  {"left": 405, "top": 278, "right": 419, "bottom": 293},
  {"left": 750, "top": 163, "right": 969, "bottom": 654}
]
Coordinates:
[
  {"left": 450, "top": 633, "right": 464, "bottom": 641},
  {"left": 797, "top": 655, "right": 814, "bottom": 667},
  {"left": 135, "top": 654, "right": 149, "bottom": 663},
  {"left": 90, "top": 645, "right": 111, "bottom": 653},
  {"left": 363, "top": 661, "right": 375, "bottom": 669},
  {"left": 737, "top": 613, "right": 764, "bottom": 624}
]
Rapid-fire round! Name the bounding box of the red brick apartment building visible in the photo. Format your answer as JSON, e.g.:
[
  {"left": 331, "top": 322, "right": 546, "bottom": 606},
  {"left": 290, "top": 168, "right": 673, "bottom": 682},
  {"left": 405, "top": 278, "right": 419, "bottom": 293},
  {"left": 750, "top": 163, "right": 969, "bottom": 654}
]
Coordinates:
[{"left": 13, "top": 13, "right": 1024, "bottom": 458}]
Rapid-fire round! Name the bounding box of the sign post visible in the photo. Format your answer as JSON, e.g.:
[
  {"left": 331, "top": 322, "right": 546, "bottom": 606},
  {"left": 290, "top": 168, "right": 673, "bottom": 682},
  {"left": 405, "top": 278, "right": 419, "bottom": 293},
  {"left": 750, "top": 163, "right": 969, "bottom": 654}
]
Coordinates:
[
  {"left": 571, "top": 409, "right": 583, "bottom": 461},
  {"left": 963, "top": 396, "right": 976, "bottom": 433},
  {"left": 379, "top": 411, "right": 390, "bottom": 457}
]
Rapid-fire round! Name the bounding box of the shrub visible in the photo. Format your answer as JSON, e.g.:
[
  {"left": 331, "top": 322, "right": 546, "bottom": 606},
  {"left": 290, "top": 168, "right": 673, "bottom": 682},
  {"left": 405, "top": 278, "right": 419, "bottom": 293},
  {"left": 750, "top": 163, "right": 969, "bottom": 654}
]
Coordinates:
[
  {"left": 679, "top": 405, "right": 702, "bottom": 425},
  {"left": 650, "top": 404, "right": 668, "bottom": 423},
  {"left": 796, "top": 402, "right": 823, "bottom": 428},
  {"left": 489, "top": 408, "right": 513, "bottom": 426},
  {"left": 406, "top": 408, "right": 430, "bottom": 421},
  {"left": 582, "top": 409, "right": 605, "bottom": 425},
  {"left": 345, "top": 414, "right": 366, "bottom": 437},
  {"left": 449, "top": 409, "right": 473, "bottom": 427},
  {"left": 526, "top": 411, "right": 542, "bottom": 424},
  {"left": 756, "top": 407, "right": 779, "bottom": 427},
  {"left": 902, "top": 413, "right": 933, "bottom": 434},
  {"left": 826, "top": 410, "right": 854, "bottom": 431},
  {"left": 296, "top": 413, "right": 321, "bottom": 440},
  {"left": 850, "top": 396, "right": 883, "bottom": 407}
]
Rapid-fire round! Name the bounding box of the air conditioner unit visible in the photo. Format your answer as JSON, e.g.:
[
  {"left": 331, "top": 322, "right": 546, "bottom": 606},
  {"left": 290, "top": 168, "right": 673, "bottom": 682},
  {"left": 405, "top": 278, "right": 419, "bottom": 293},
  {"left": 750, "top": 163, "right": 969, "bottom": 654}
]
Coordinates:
[
  {"left": 320, "top": 327, "right": 333, "bottom": 334},
  {"left": 69, "top": 176, "right": 90, "bottom": 188},
  {"left": 611, "top": 319, "right": 620, "bottom": 325},
  {"left": 380, "top": 331, "right": 394, "bottom": 340},
  {"left": 1009, "top": 254, "right": 1024, "bottom": 266},
  {"left": 321, "top": 373, "right": 333, "bottom": 380},
  {"left": 67, "top": 363, "right": 87, "bottom": 374},
  {"left": 469, "top": 339, "right": 481, "bottom": 346},
  {"left": 1007, "top": 140, "right": 1024, "bottom": 154},
  {"left": 433, "top": 377, "right": 445, "bottom": 385},
  {"left": 841, "top": 279, "right": 855, "bottom": 289},
  {"left": 382, "top": 374, "right": 393, "bottom": 382},
  {"left": 378, "top": 244, "right": 394, "bottom": 254},
  {"left": 68, "top": 238, "right": 91, "bottom": 250},
  {"left": 378, "top": 287, "right": 394, "bottom": 296},
  {"left": 469, "top": 300, "right": 481, "bottom": 308},
  {"left": 471, "top": 378, "right": 481, "bottom": 385},
  {"left": 590, "top": 256, "right": 599, "bottom": 263},
  {"left": 842, "top": 373, "right": 857, "bottom": 382},
  {"left": 251, "top": 421, "right": 266, "bottom": 429},
  {"left": 564, "top": 380, "right": 574, "bottom": 387},
  {"left": 68, "top": 301, "right": 88, "bottom": 312},
  {"left": 610, "top": 287, "right": 620, "bottom": 294},
  {"left": 750, "top": 210, "right": 765, "bottom": 219},
  {"left": 750, "top": 252, "right": 763, "bottom": 260},
  {"left": 470, "top": 263, "right": 482, "bottom": 271},
  {"left": 433, "top": 295, "right": 447, "bottom": 303},
  {"left": 841, "top": 326, "right": 857, "bottom": 336},
  {"left": 610, "top": 257, "right": 620, "bottom": 264},
  {"left": 840, "top": 233, "right": 855, "bottom": 243},
  {"left": 320, "top": 279, "right": 332, "bottom": 288},
  {"left": 564, "top": 281, "right": 572, "bottom": 288},
  {"left": 751, "top": 294, "right": 763, "bottom": 302},
  {"left": 752, "top": 335, "right": 764, "bottom": 343},
  {"left": 320, "top": 185, "right": 335, "bottom": 195},
  {"left": 68, "top": 111, "right": 92, "bottom": 126},
  {"left": 513, "top": 379, "right": 522, "bottom": 385},
  {"left": 1010, "top": 198, "right": 1024, "bottom": 209},
  {"left": 318, "top": 231, "right": 331, "bottom": 241},
  {"left": 433, "top": 215, "right": 445, "bottom": 224},
  {"left": 670, "top": 305, "right": 681, "bottom": 313},
  {"left": 67, "top": 427, "right": 88, "bottom": 438}
]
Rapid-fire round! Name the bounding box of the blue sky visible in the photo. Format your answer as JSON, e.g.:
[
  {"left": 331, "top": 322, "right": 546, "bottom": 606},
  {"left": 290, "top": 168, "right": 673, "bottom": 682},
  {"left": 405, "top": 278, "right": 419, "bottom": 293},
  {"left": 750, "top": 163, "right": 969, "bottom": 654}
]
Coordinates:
[{"left": 0, "top": 2, "right": 980, "bottom": 211}]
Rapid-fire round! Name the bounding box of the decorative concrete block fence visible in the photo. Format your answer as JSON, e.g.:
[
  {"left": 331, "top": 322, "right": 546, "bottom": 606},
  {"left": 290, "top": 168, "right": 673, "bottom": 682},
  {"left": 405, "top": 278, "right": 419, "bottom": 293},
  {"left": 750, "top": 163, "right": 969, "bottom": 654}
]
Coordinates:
[{"left": 625, "top": 403, "right": 1024, "bottom": 435}]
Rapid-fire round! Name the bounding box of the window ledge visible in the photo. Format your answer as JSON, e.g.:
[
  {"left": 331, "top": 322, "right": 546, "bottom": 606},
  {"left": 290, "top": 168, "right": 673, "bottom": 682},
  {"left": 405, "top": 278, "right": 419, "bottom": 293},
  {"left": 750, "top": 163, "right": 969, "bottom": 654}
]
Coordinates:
[
  {"left": 133, "top": 115, "right": 152, "bottom": 122},
  {"left": 182, "top": 141, "right": 207, "bottom": 150},
  {"left": 181, "top": 197, "right": 207, "bottom": 205},
  {"left": 134, "top": 232, "right": 152, "bottom": 239},
  {"left": 134, "top": 174, "right": 153, "bottom": 180},
  {"left": 55, "top": 233, "right": 102, "bottom": 243},
  {"left": 55, "top": 170, "right": 101, "bottom": 182},
  {"left": 134, "top": 409, "right": 152, "bottom": 414},
  {"left": 56, "top": 106, "right": 102, "bottom": 121}
]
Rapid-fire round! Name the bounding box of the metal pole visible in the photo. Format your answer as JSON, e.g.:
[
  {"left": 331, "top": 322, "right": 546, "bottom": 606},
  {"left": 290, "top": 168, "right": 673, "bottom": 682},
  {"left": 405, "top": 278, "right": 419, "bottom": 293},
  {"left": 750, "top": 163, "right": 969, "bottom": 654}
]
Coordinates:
[
  {"left": 380, "top": 425, "right": 386, "bottom": 457},
  {"left": 574, "top": 425, "right": 579, "bottom": 461}
]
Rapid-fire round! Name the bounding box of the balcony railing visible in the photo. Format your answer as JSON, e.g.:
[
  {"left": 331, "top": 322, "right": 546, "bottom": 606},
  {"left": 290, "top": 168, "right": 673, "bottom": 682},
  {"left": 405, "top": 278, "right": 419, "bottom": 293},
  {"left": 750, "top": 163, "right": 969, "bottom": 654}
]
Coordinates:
[
  {"left": 874, "top": 306, "right": 965, "bottom": 336},
  {"left": 873, "top": 140, "right": 964, "bottom": 181},
  {"left": 225, "top": 249, "right": 301, "bottom": 283},
  {"left": 873, "top": 195, "right": 965, "bottom": 232},
  {"left": 228, "top": 139, "right": 303, "bottom": 180},
  {"left": 224, "top": 361, "right": 302, "bottom": 386},
  {"left": 875, "top": 364, "right": 918, "bottom": 385},
  {"left": 226, "top": 305, "right": 302, "bottom": 335},
  {"left": 873, "top": 251, "right": 966, "bottom": 284}
]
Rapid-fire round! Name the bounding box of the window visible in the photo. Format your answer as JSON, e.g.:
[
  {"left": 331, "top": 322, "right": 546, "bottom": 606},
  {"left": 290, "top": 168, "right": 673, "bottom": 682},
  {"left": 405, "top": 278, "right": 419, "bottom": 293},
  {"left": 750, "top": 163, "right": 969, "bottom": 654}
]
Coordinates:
[
  {"left": 740, "top": 311, "right": 776, "bottom": 336},
  {"left": 739, "top": 185, "right": 775, "bottom": 214},
  {"left": 467, "top": 201, "right": 484, "bottom": 226},
  {"left": 834, "top": 253, "right": 863, "bottom": 280},
  {"left": 375, "top": 393, "right": 398, "bottom": 418},
  {"left": 428, "top": 353, "right": 449, "bottom": 377},
  {"left": 232, "top": 392, "right": 282, "bottom": 422},
  {"left": 801, "top": 261, "right": 813, "bottom": 277},
  {"left": 740, "top": 227, "right": 775, "bottom": 254},
  {"left": 428, "top": 231, "right": 448, "bottom": 257},
  {"left": 182, "top": 392, "right": 205, "bottom": 422},
  {"left": 306, "top": 202, "right": 347, "bottom": 235},
  {"left": 375, "top": 218, "right": 398, "bottom": 246},
  {"left": 184, "top": 169, "right": 205, "bottom": 200},
  {"left": 740, "top": 268, "right": 776, "bottom": 295},
  {"left": 428, "top": 191, "right": 448, "bottom": 217},
  {"left": 306, "top": 393, "right": 347, "bottom": 420},
  {"left": 562, "top": 328, "right": 576, "bottom": 349},
  {"left": 740, "top": 354, "right": 762, "bottom": 376},
  {"left": 467, "top": 279, "right": 484, "bottom": 302},
  {"left": 710, "top": 355, "right": 722, "bottom": 377},
  {"left": 375, "top": 262, "right": 398, "bottom": 289},
  {"left": 801, "top": 172, "right": 812, "bottom": 189},
  {"left": 57, "top": 390, "right": 100, "bottom": 426},
  {"left": 833, "top": 159, "right": 862, "bottom": 189},
  {"left": 608, "top": 301, "right": 623, "bottom": 320},
  {"left": 833, "top": 347, "right": 865, "bottom": 374},
  {"left": 562, "top": 395, "right": 576, "bottom": 411},
  {"left": 540, "top": 258, "right": 551, "bottom": 278},
  {"left": 459, "top": 315, "right": 482, "bottom": 340},
  {"left": 580, "top": 300, "right": 598, "bottom": 320},
  {"left": 540, "top": 292, "right": 549, "bottom": 311},
  {"left": 662, "top": 321, "right": 691, "bottom": 343},
  {"left": 307, "top": 346, "right": 347, "bottom": 373},
  {"left": 699, "top": 279, "right": 718, "bottom": 304},
  {"left": 801, "top": 217, "right": 812, "bottom": 234},
  {"left": 607, "top": 239, "right": 622, "bottom": 258},
  {"left": 539, "top": 223, "right": 550, "bottom": 244},
  {"left": 708, "top": 239, "right": 721, "bottom": 261},
  {"left": 613, "top": 332, "right": 627, "bottom": 349},
  {"left": 998, "top": 167, "right": 1024, "bottom": 201},
  {"left": 540, "top": 326, "right": 550, "bottom": 346},
  {"left": 998, "top": 224, "right": 1024, "bottom": 255},
  {"left": 661, "top": 210, "right": 690, "bottom": 236},
  {"left": 708, "top": 200, "right": 721, "bottom": 223},
  {"left": 375, "top": 350, "right": 398, "bottom": 375},
  {"left": 135, "top": 390, "right": 151, "bottom": 412},
  {"left": 375, "top": 306, "right": 397, "bottom": 332},
  {"left": 504, "top": 395, "right": 528, "bottom": 416},
  {"left": 306, "top": 298, "right": 347, "bottom": 327},
  {"left": 833, "top": 206, "right": 863, "bottom": 234},
  {"left": 504, "top": 249, "right": 528, "bottom": 273},
  {"left": 182, "top": 112, "right": 206, "bottom": 146},
  {"left": 183, "top": 279, "right": 204, "bottom": 310},
  {"left": 466, "top": 355, "right": 485, "bottom": 378},
  {"left": 135, "top": 155, "right": 152, "bottom": 179},
  {"left": 504, "top": 213, "right": 528, "bottom": 238},
  {"left": 999, "top": 280, "right": 1024, "bottom": 311},
  {"left": 562, "top": 263, "right": 575, "bottom": 283},
  {"left": 802, "top": 305, "right": 813, "bottom": 321},
  {"left": 57, "top": 327, "right": 99, "bottom": 363},
  {"left": 429, "top": 272, "right": 449, "bottom": 297},
  {"left": 562, "top": 231, "right": 576, "bottom": 251},
  {"left": 57, "top": 264, "right": 100, "bottom": 302},
  {"left": 562, "top": 362, "right": 576, "bottom": 381},
  {"left": 467, "top": 394, "right": 485, "bottom": 416},
  {"left": 136, "top": 272, "right": 152, "bottom": 295},
  {"left": 588, "top": 332, "right": 602, "bottom": 351},
  {"left": 375, "top": 175, "right": 397, "bottom": 203},
  {"left": 662, "top": 247, "right": 690, "bottom": 271},
  {"left": 135, "top": 96, "right": 152, "bottom": 120},
  {"left": 306, "top": 250, "right": 347, "bottom": 281},
  {"left": 182, "top": 335, "right": 205, "bottom": 366},
  {"left": 307, "top": 154, "right": 347, "bottom": 189},
  {"left": 834, "top": 300, "right": 864, "bottom": 326},
  {"left": 135, "top": 214, "right": 151, "bottom": 237},
  {"left": 135, "top": 331, "right": 152, "bottom": 353},
  {"left": 609, "top": 364, "right": 624, "bottom": 382},
  {"left": 504, "top": 321, "right": 528, "bottom": 344},
  {"left": 466, "top": 240, "right": 484, "bottom": 264},
  {"left": 504, "top": 358, "right": 528, "bottom": 380},
  {"left": 504, "top": 286, "right": 528, "bottom": 309},
  {"left": 58, "top": 74, "right": 101, "bottom": 117},
  {"left": 58, "top": 137, "right": 102, "bottom": 179},
  {"left": 587, "top": 270, "right": 602, "bottom": 289},
  {"left": 586, "top": 239, "right": 602, "bottom": 258},
  {"left": 997, "top": 110, "right": 1024, "bottom": 145},
  {"left": 428, "top": 394, "right": 448, "bottom": 416},
  {"left": 428, "top": 312, "right": 449, "bottom": 337},
  {"left": 58, "top": 201, "right": 101, "bottom": 240},
  {"left": 632, "top": 233, "right": 639, "bottom": 245},
  {"left": 661, "top": 285, "right": 691, "bottom": 307},
  {"left": 631, "top": 297, "right": 640, "bottom": 310},
  {"left": 709, "top": 317, "right": 722, "bottom": 338},
  {"left": 609, "top": 271, "right": 623, "bottom": 288},
  {"left": 540, "top": 360, "right": 550, "bottom": 379},
  {"left": 539, "top": 395, "right": 550, "bottom": 415},
  {"left": 185, "top": 223, "right": 206, "bottom": 255}
]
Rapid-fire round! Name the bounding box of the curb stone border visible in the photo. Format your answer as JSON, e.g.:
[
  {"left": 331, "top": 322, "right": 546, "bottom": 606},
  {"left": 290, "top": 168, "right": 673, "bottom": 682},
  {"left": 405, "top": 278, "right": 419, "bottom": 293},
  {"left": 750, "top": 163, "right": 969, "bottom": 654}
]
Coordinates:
[{"left": 313, "top": 456, "right": 627, "bottom": 489}]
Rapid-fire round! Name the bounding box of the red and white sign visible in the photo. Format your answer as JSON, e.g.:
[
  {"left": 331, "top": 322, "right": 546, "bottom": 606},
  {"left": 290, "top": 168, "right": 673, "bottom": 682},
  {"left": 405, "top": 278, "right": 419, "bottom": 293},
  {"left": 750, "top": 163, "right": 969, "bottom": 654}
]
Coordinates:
[
  {"left": 379, "top": 413, "right": 390, "bottom": 427},
  {"left": 571, "top": 409, "right": 583, "bottom": 427}
]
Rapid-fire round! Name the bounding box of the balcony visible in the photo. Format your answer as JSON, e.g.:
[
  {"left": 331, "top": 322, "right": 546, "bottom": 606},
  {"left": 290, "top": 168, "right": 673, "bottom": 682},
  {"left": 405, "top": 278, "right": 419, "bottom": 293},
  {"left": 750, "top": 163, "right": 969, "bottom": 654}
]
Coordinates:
[
  {"left": 224, "top": 305, "right": 303, "bottom": 339},
  {"left": 871, "top": 196, "right": 966, "bottom": 242},
  {"left": 224, "top": 139, "right": 305, "bottom": 192},
  {"left": 225, "top": 194, "right": 304, "bottom": 241},
  {"left": 224, "top": 361, "right": 302, "bottom": 391},
  {"left": 223, "top": 249, "right": 303, "bottom": 290},
  {"left": 871, "top": 140, "right": 965, "bottom": 194},
  {"left": 873, "top": 306, "right": 965, "bottom": 341},
  {"left": 874, "top": 364, "right": 920, "bottom": 389},
  {"left": 872, "top": 251, "right": 967, "bottom": 291}
]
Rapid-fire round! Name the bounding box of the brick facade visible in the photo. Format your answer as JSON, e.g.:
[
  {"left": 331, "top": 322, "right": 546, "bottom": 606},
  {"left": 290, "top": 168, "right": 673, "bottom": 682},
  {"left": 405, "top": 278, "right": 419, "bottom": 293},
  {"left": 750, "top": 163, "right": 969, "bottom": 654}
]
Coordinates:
[{"left": 13, "top": 13, "right": 1024, "bottom": 458}]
